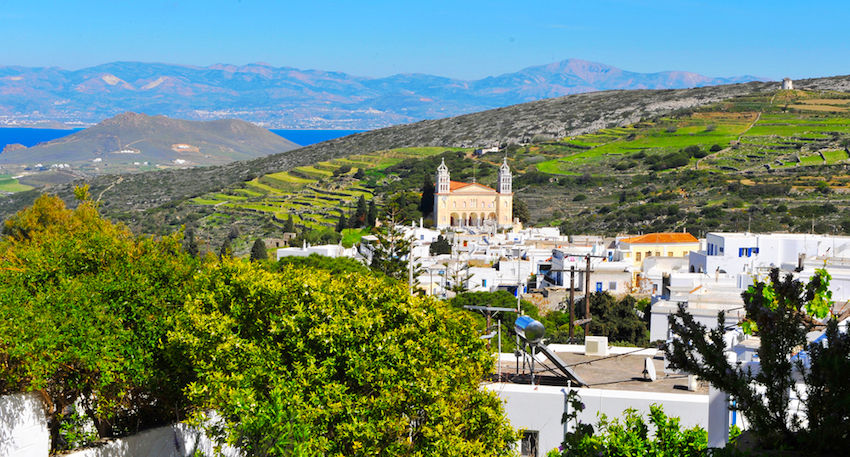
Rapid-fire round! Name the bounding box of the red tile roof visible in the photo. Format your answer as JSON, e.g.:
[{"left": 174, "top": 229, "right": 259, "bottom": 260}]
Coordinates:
[
  {"left": 449, "top": 181, "right": 496, "bottom": 191},
  {"left": 621, "top": 233, "right": 699, "bottom": 244}
]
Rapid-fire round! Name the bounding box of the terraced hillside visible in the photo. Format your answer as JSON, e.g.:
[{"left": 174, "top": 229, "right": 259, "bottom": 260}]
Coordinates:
[
  {"left": 3, "top": 75, "right": 850, "bottom": 256},
  {"left": 0, "top": 79, "right": 789, "bottom": 219},
  {"left": 201, "top": 148, "right": 461, "bottom": 220},
  {"left": 215, "top": 89, "right": 850, "bottom": 248}
]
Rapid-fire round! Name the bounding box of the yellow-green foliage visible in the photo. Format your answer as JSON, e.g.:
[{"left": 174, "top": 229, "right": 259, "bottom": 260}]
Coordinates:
[
  {"left": 0, "top": 193, "right": 197, "bottom": 451},
  {"left": 174, "top": 259, "right": 518, "bottom": 456}
]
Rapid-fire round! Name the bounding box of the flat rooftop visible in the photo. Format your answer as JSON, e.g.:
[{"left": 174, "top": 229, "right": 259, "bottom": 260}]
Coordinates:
[{"left": 495, "top": 345, "right": 707, "bottom": 395}]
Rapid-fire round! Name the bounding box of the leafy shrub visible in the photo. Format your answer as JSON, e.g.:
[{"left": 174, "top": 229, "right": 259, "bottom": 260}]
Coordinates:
[
  {"left": 710, "top": 144, "right": 723, "bottom": 152},
  {"left": 683, "top": 145, "right": 701, "bottom": 156},
  {"left": 573, "top": 194, "right": 588, "bottom": 201},
  {"left": 647, "top": 151, "right": 690, "bottom": 171},
  {"left": 549, "top": 391, "right": 707, "bottom": 457},
  {"left": 0, "top": 191, "right": 197, "bottom": 451},
  {"left": 701, "top": 206, "right": 723, "bottom": 219},
  {"left": 173, "top": 260, "right": 518, "bottom": 456}
]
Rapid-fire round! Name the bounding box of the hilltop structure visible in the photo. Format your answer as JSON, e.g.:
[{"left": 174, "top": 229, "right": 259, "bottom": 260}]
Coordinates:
[
  {"left": 434, "top": 158, "right": 513, "bottom": 229},
  {"left": 782, "top": 78, "right": 794, "bottom": 90}
]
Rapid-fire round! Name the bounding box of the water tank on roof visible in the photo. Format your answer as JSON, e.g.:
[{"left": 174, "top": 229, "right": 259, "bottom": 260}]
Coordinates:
[{"left": 515, "top": 316, "right": 545, "bottom": 344}]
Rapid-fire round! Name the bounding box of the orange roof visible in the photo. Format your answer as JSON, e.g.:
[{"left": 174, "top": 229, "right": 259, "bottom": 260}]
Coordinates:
[
  {"left": 621, "top": 233, "right": 699, "bottom": 244},
  {"left": 449, "top": 180, "right": 496, "bottom": 192}
]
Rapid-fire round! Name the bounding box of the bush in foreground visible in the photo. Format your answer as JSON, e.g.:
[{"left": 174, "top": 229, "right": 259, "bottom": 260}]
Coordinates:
[
  {"left": 0, "top": 191, "right": 197, "bottom": 450},
  {"left": 173, "top": 259, "right": 518, "bottom": 456}
]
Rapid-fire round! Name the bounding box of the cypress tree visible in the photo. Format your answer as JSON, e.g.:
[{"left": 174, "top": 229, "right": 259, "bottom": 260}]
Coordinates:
[
  {"left": 335, "top": 212, "right": 347, "bottom": 232},
  {"left": 283, "top": 215, "right": 295, "bottom": 233},
  {"left": 250, "top": 238, "right": 268, "bottom": 262},
  {"left": 419, "top": 178, "right": 436, "bottom": 218},
  {"left": 367, "top": 200, "right": 378, "bottom": 227},
  {"left": 184, "top": 226, "right": 199, "bottom": 258},
  {"left": 219, "top": 238, "right": 232, "bottom": 259},
  {"left": 353, "top": 196, "right": 368, "bottom": 228}
]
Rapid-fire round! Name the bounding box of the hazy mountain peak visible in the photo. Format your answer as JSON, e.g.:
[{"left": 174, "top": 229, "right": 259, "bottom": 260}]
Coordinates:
[{"left": 0, "top": 59, "right": 772, "bottom": 129}]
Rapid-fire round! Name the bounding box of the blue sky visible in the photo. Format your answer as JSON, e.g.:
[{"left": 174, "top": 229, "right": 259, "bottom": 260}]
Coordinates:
[{"left": 1, "top": 0, "right": 847, "bottom": 80}]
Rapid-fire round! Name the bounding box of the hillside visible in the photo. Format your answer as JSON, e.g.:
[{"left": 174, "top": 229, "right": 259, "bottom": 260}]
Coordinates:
[
  {"left": 159, "top": 84, "right": 850, "bottom": 252},
  {"left": 0, "top": 59, "right": 768, "bottom": 129},
  {"left": 0, "top": 112, "right": 300, "bottom": 173},
  {"left": 3, "top": 74, "right": 850, "bottom": 253}
]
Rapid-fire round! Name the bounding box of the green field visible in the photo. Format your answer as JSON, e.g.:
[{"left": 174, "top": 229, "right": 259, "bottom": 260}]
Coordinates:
[{"left": 0, "top": 177, "right": 34, "bottom": 192}]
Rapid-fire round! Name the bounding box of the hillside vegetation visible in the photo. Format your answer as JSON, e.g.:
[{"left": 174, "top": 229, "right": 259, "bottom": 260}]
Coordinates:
[
  {"left": 3, "top": 75, "right": 850, "bottom": 250},
  {"left": 171, "top": 87, "right": 850, "bottom": 253}
]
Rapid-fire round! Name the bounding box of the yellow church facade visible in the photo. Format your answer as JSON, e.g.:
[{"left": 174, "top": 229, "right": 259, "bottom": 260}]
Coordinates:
[{"left": 434, "top": 158, "right": 513, "bottom": 230}]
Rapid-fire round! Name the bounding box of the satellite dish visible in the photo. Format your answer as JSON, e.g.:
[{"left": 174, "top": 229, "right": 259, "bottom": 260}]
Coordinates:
[{"left": 643, "top": 357, "right": 657, "bottom": 382}]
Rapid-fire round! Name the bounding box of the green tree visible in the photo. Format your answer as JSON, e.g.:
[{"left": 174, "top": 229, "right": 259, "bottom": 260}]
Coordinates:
[
  {"left": 384, "top": 191, "right": 421, "bottom": 223},
  {"left": 419, "top": 178, "right": 436, "bottom": 218},
  {"left": 335, "top": 211, "right": 347, "bottom": 232},
  {"left": 0, "top": 193, "right": 196, "bottom": 451},
  {"left": 228, "top": 224, "right": 240, "bottom": 240},
  {"left": 250, "top": 238, "right": 268, "bottom": 262},
  {"left": 429, "top": 234, "right": 451, "bottom": 255},
  {"left": 173, "top": 260, "right": 518, "bottom": 456},
  {"left": 369, "top": 222, "right": 414, "bottom": 281},
  {"left": 352, "top": 195, "right": 368, "bottom": 228},
  {"left": 283, "top": 214, "right": 295, "bottom": 233},
  {"left": 219, "top": 238, "right": 232, "bottom": 259},
  {"left": 666, "top": 268, "right": 847, "bottom": 452},
  {"left": 367, "top": 200, "right": 378, "bottom": 227},
  {"left": 183, "top": 225, "right": 199, "bottom": 257},
  {"left": 275, "top": 253, "right": 372, "bottom": 277},
  {"left": 575, "top": 293, "right": 648, "bottom": 346},
  {"left": 550, "top": 392, "right": 708, "bottom": 457},
  {"left": 513, "top": 197, "right": 531, "bottom": 223}
]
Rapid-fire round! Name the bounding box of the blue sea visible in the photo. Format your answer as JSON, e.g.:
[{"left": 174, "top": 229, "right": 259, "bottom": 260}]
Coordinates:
[
  {"left": 270, "top": 129, "right": 364, "bottom": 147},
  {"left": 0, "top": 127, "right": 364, "bottom": 151}
]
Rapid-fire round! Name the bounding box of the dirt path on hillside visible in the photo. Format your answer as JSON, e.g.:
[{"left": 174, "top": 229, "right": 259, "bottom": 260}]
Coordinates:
[{"left": 97, "top": 176, "right": 123, "bottom": 202}]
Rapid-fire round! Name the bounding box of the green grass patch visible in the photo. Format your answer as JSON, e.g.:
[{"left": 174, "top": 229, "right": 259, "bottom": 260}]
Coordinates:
[
  {"left": 799, "top": 155, "right": 825, "bottom": 166},
  {"left": 233, "top": 188, "right": 264, "bottom": 197},
  {"left": 823, "top": 150, "right": 850, "bottom": 163},
  {"left": 341, "top": 228, "right": 368, "bottom": 247},
  {"left": 0, "top": 178, "right": 34, "bottom": 193},
  {"left": 247, "top": 180, "right": 284, "bottom": 194},
  {"left": 192, "top": 198, "right": 225, "bottom": 205},
  {"left": 292, "top": 166, "right": 333, "bottom": 179},
  {"left": 211, "top": 193, "right": 248, "bottom": 201}
]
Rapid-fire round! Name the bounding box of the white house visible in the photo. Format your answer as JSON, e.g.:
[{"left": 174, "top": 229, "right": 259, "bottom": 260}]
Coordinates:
[{"left": 276, "top": 243, "right": 348, "bottom": 261}]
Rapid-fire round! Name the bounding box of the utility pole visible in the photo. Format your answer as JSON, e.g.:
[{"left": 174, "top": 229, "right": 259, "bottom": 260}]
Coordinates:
[
  {"left": 585, "top": 255, "right": 592, "bottom": 338},
  {"left": 580, "top": 253, "right": 607, "bottom": 338},
  {"left": 569, "top": 265, "right": 575, "bottom": 342}
]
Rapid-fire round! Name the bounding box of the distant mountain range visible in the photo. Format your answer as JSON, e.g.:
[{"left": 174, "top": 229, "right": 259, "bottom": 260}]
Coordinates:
[
  {"left": 0, "top": 59, "right": 769, "bottom": 129},
  {"left": 0, "top": 112, "right": 299, "bottom": 171}
]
